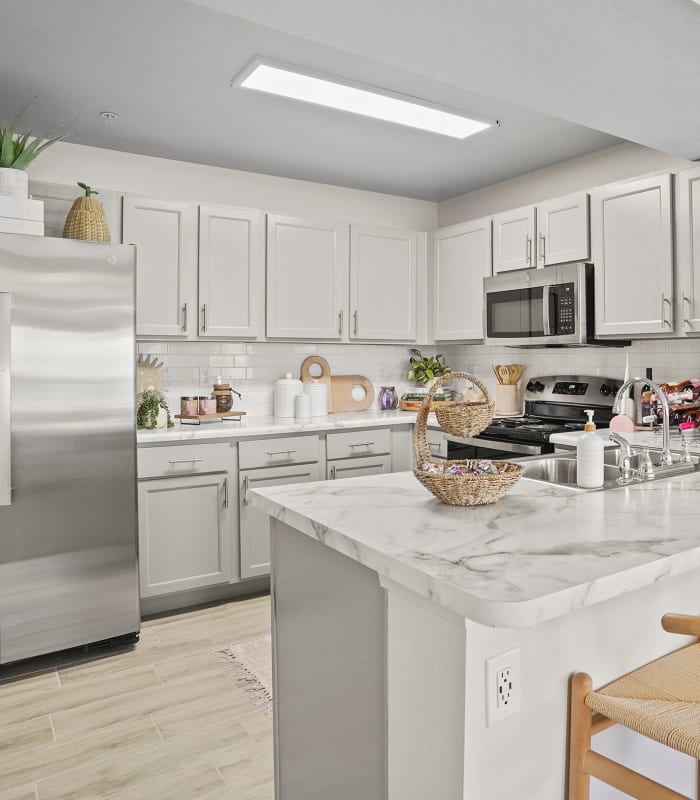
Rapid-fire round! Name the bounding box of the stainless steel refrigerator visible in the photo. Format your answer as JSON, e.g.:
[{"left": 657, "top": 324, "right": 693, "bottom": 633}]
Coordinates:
[{"left": 0, "top": 232, "right": 140, "bottom": 664}]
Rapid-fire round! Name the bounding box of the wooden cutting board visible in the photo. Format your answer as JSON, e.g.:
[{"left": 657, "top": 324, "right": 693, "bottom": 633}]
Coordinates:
[
  {"left": 330, "top": 374, "right": 375, "bottom": 412},
  {"left": 300, "top": 355, "right": 333, "bottom": 412}
]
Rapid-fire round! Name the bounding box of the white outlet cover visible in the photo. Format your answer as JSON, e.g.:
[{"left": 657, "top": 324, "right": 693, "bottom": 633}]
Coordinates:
[{"left": 485, "top": 648, "right": 521, "bottom": 726}]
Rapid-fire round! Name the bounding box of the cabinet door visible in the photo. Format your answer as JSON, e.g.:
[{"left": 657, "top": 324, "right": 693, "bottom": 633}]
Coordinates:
[
  {"left": 198, "top": 205, "right": 263, "bottom": 339},
  {"left": 535, "top": 192, "right": 589, "bottom": 267},
  {"left": 123, "top": 196, "right": 197, "bottom": 338},
  {"left": 433, "top": 218, "right": 491, "bottom": 340},
  {"left": 266, "top": 214, "right": 348, "bottom": 339},
  {"left": 29, "top": 180, "right": 122, "bottom": 241},
  {"left": 240, "top": 462, "right": 321, "bottom": 578},
  {"left": 349, "top": 225, "right": 417, "bottom": 340},
  {"left": 677, "top": 166, "right": 700, "bottom": 334},
  {"left": 492, "top": 206, "right": 536, "bottom": 272},
  {"left": 327, "top": 454, "right": 391, "bottom": 480},
  {"left": 138, "top": 473, "right": 231, "bottom": 597},
  {"left": 593, "top": 174, "right": 674, "bottom": 336}
]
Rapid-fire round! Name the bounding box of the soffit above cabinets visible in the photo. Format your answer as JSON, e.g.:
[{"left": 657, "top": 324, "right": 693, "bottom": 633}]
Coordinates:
[{"left": 0, "top": 0, "right": 619, "bottom": 201}]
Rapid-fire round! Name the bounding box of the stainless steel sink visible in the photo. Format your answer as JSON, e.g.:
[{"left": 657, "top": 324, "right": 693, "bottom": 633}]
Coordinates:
[{"left": 521, "top": 448, "right": 698, "bottom": 492}]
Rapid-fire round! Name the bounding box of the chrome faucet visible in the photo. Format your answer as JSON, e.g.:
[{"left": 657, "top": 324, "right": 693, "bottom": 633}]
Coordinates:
[{"left": 612, "top": 379, "right": 674, "bottom": 466}]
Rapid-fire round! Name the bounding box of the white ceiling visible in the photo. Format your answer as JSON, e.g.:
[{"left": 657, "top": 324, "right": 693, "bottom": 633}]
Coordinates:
[{"left": 0, "top": 0, "right": 635, "bottom": 201}]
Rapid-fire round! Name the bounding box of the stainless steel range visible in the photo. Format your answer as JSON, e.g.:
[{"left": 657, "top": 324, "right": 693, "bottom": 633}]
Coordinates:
[{"left": 445, "top": 375, "right": 622, "bottom": 460}]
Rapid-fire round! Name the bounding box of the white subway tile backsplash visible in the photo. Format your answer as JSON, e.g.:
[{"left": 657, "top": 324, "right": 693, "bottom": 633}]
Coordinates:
[
  {"left": 221, "top": 343, "right": 248, "bottom": 355},
  {"left": 168, "top": 342, "right": 222, "bottom": 355},
  {"left": 208, "top": 355, "right": 235, "bottom": 367}
]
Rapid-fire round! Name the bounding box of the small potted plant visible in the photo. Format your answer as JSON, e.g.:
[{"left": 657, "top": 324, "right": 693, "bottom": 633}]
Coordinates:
[
  {"left": 407, "top": 349, "right": 451, "bottom": 387},
  {"left": 136, "top": 389, "right": 174, "bottom": 430}
]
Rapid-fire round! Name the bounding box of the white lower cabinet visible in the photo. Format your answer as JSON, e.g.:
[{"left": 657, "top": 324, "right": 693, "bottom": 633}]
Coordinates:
[
  {"left": 239, "top": 462, "right": 322, "bottom": 579},
  {"left": 138, "top": 472, "right": 232, "bottom": 598},
  {"left": 327, "top": 454, "right": 391, "bottom": 480}
]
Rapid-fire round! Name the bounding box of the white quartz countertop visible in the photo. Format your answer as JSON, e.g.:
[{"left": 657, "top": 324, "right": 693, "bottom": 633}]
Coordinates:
[
  {"left": 248, "top": 469, "right": 700, "bottom": 629},
  {"left": 137, "top": 409, "right": 427, "bottom": 444}
]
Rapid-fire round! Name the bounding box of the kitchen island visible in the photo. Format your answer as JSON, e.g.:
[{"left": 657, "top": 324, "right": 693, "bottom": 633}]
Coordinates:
[{"left": 249, "top": 470, "right": 700, "bottom": 800}]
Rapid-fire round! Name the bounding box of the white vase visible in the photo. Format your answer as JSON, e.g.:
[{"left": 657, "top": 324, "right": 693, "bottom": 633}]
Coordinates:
[{"left": 0, "top": 168, "right": 29, "bottom": 199}]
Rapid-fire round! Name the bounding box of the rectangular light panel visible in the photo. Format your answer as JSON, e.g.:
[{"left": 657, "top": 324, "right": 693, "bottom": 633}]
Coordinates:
[{"left": 236, "top": 62, "right": 491, "bottom": 140}]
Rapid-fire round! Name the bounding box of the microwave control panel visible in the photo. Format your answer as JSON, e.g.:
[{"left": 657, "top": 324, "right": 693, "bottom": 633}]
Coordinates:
[{"left": 556, "top": 283, "right": 575, "bottom": 334}]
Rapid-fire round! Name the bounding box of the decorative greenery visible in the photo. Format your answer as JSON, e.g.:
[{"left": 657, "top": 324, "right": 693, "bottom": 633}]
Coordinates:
[
  {"left": 136, "top": 389, "right": 174, "bottom": 430},
  {"left": 77, "top": 181, "right": 98, "bottom": 197},
  {"left": 407, "top": 348, "right": 451, "bottom": 385},
  {"left": 0, "top": 98, "right": 72, "bottom": 170}
]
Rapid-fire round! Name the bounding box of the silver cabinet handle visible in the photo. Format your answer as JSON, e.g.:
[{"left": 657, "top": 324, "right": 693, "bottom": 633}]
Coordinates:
[
  {"left": 349, "top": 441, "right": 374, "bottom": 448},
  {"left": 661, "top": 293, "right": 673, "bottom": 328},
  {"left": 181, "top": 302, "right": 188, "bottom": 332},
  {"left": 338, "top": 309, "right": 343, "bottom": 335},
  {"left": 353, "top": 310, "right": 359, "bottom": 336},
  {"left": 683, "top": 293, "right": 694, "bottom": 329},
  {"left": 330, "top": 465, "right": 337, "bottom": 479},
  {"left": 267, "top": 449, "right": 297, "bottom": 456},
  {"left": 539, "top": 233, "right": 545, "bottom": 264},
  {"left": 201, "top": 304, "right": 207, "bottom": 333},
  {"left": 0, "top": 293, "right": 11, "bottom": 506},
  {"left": 242, "top": 474, "right": 249, "bottom": 505},
  {"left": 526, "top": 237, "right": 533, "bottom": 266},
  {"left": 168, "top": 458, "right": 204, "bottom": 464},
  {"left": 223, "top": 477, "right": 229, "bottom": 508}
]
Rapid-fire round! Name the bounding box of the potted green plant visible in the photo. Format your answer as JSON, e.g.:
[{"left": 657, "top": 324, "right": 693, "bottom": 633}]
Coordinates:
[
  {"left": 136, "top": 389, "right": 174, "bottom": 430},
  {"left": 0, "top": 98, "right": 72, "bottom": 201},
  {"left": 407, "top": 349, "right": 451, "bottom": 386}
]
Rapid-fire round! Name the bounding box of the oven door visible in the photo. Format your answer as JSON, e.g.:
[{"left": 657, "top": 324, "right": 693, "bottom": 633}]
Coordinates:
[{"left": 446, "top": 436, "right": 548, "bottom": 461}]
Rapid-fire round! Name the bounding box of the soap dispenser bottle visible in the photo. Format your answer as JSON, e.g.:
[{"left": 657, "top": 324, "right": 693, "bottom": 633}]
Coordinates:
[{"left": 577, "top": 409, "right": 604, "bottom": 489}]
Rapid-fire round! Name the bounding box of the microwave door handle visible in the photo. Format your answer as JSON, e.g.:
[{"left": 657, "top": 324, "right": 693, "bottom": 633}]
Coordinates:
[
  {"left": 542, "top": 286, "right": 555, "bottom": 336},
  {"left": 0, "top": 293, "right": 11, "bottom": 506}
]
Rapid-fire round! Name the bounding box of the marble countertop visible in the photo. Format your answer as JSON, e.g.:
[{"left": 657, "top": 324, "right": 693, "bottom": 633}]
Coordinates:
[
  {"left": 137, "top": 409, "right": 428, "bottom": 444},
  {"left": 249, "top": 468, "right": 700, "bottom": 629}
]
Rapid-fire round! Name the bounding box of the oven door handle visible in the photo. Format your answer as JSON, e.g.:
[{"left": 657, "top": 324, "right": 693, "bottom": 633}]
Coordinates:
[
  {"left": 542, "top": 285, "right": 556, "bottom": 336},
  {"left": 446, "top": 436, "right": 543, "bottom": 456}
]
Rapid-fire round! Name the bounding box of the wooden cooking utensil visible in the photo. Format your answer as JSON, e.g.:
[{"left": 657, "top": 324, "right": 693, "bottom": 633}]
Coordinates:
[
  {"left": 493, "top": 365, "right": 504, "bottom": 385},
  {"left": 498, "top": 365, "right": 511, "bottom": 385},
  {"left": 510, "top": 365, "right": 524, "bottom": 385},
  {"left": 300, "top": 355, "right": 333, "bottom": 412}
]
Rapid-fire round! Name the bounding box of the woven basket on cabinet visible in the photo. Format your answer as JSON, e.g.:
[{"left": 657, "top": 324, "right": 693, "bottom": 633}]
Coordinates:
[
  {"left": 413, "top": 372, "right": 522, "bottom": 506},
  {"left": 63, "top": 196, "right": 111, "bottom": 242}
]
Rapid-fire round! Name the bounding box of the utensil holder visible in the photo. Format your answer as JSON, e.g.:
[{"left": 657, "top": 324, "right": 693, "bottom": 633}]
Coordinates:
[{"left": 495, "top": 384, "right": 521, "bottom": 416}]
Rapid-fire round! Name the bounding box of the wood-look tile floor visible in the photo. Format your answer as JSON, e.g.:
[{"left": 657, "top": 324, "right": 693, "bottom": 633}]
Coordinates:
[{"left": 0, "top": 594, "right": 274, "bottom": 800}]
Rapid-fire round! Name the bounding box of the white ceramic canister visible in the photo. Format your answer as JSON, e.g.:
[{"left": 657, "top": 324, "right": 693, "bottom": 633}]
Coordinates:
[
  {"left": 274, "top": 372, "right": 304, "bottom": 418},
  {"left": 294, "top": 391, "right": 311, "bottom": 420},
  {"left": 305, "top": 379, "right": 328, "bottom": 417}
]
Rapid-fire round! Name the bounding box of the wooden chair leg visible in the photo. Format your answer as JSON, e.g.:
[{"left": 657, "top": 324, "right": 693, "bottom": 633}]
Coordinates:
[{"left": 568, "top": 672, "right": 593, "bottom": 800}]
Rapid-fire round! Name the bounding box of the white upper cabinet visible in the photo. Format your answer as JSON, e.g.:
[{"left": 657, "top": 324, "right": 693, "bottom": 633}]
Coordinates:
[
  {"left": 535, "top": 192, "right": 589, "bottom": 267},
  {"left": 349, "top": 225, "right": 417, "bottom": 341},
  {"left": 433, "top": 218, "right": 492, "bottom": 341},
  {"left": 676, "top": 166, "right": 700, "bottom": 335},
  {"left": 592, "top": 174, "right": 674, "bottom": 337},
  {"left": 198, "top": 205, "right": 263, "bottom": 339},
  {"left": 266, "top": 214, "right": 348, "bottom": 339},
  {"left": 492, "top": 205, "right": 536, "bottom": 273},
  {"left": 29, "top": 180, "right": 122, "bottom": 241},
  {"left": 123, "top": 196, "right": 197, "bottom": 338}
]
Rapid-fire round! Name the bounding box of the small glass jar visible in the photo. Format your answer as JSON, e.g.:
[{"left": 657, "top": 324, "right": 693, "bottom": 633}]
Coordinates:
[
  {"left": 378, "top": 386, "right": 398, "bottom": 410},
  {"left": 214, "top": 391, "right": 233, "bottom": 413},
  {"left": 198, "top": 396, "right": 216, "bottom": 415},
  {"left": 180, "top": 396, "right": 199, "bottom": 416}
]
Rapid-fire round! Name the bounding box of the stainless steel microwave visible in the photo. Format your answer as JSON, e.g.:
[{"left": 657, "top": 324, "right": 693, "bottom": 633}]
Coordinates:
[{"left": 483, "top": 262, "right": 598, "bottom": 347}]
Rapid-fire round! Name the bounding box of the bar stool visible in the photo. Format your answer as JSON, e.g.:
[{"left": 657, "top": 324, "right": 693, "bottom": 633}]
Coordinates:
[{"left": 568, "top": 614, "right": 700, "bottom": 800}]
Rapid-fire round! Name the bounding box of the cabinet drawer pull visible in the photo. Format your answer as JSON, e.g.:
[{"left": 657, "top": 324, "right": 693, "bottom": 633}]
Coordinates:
[
  {"left": 349, "top": 441, "right": 374, "bottom": 448},
  {"left": 181, "top": 302, "right": 188, "bottom": 332},
  {"left": 353, "top": 310, "right": 359, "bottom": 336},
  {"left": 330, "top": 465, "right": 337, "bottom": 479},
  {"left": 266, "top": 449, "right": 297, "bottom": 456},
  {"left": 338, "top": 309, "right": 343, "bottom": 335},
  {"left": 242, "top": 474, "right": 249, "bottom": 505},
  {"left": 223, "top": 477, "right": 229, "bottom": 508},
  {"left": 167, "top": 458, "right": 204, "bottom": 464}
]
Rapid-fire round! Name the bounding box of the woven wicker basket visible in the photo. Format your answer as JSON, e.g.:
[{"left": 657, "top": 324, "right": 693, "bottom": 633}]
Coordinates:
[
  {"left": 63, "top": 196, "right": 111, "bottom": 242},
  {"left": 432, "top": 373, "right": 495, "bottom": 437},
  {"left": 413, "top": 372, "right": 522, "bottom": 506}
]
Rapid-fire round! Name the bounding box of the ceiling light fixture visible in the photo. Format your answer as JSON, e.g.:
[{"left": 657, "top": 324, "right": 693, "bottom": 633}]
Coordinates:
[
  {"left": 233, "top": 59, "right": 493, "bottom": 140},
  {"left": 99, "top": 111, "right": 119, "bottom": 125}
]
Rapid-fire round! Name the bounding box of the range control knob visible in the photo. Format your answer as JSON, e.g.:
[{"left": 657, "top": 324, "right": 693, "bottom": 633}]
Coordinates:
[
  {"left": 600, "top": 383, "right": 611, "bottom": 396},
  {"left": 611, "top": 385, "right": 620, "bottom": 395},
  {"left": 526, "top": 380, "right": 536, "bottom": 392},
  {"left": 534, "top": 381, "right": 545, "bottom": 393}
]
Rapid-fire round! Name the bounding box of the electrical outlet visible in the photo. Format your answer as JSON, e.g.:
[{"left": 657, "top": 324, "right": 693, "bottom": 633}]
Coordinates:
[
  {"left": 199, "top": 367, "right": 211, "bottom": 387},
  {"left": 485, "top": 648, "right": 520, "bottom": 726}
]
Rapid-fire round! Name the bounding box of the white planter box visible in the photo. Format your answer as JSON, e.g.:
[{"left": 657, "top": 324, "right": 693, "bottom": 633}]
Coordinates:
[{"left": 0, "top": 196, "right": 44, "bottom": 236}]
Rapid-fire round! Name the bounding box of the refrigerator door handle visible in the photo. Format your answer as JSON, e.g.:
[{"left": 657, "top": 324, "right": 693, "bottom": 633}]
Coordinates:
[{"left": 0, "top": 293, "right": 11, "bottom": 506}]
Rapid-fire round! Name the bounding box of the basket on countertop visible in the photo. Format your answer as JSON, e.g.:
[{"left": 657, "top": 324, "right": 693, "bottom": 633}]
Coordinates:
[
  {"left": 433, "top": 372, "right": 495, "bottom": 437},
  {"left": 413, "top": 372, "right": 522, "bottom": 506}
]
